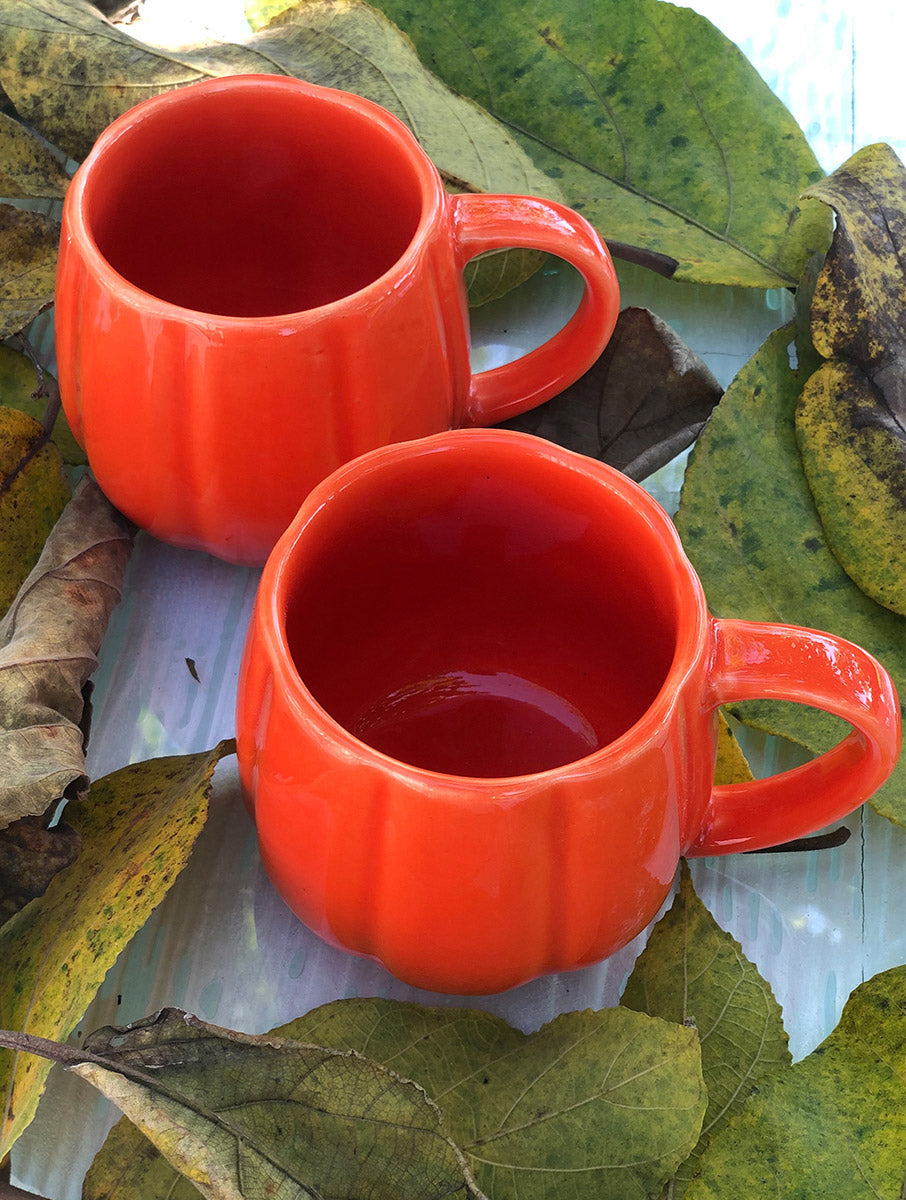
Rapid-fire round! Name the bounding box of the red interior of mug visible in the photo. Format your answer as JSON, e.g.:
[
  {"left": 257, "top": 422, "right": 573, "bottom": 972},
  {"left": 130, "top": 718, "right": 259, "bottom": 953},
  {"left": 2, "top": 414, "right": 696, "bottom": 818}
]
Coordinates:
[
  {"left": 80, "top": 79, "right": 426, "bottom": 317},
  {"left": 283, "top": 438, "right": 684, "bottom": 778}
]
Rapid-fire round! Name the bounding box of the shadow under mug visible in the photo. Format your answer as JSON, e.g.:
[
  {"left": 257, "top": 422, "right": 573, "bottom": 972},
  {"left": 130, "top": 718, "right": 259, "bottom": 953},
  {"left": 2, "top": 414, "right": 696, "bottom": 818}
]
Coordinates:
[
  {"left": 54, "top": 74, "right": 620, "bottom": 565},
  {"left": 236, "top": 429, "right": 901, "bottom": 994}
]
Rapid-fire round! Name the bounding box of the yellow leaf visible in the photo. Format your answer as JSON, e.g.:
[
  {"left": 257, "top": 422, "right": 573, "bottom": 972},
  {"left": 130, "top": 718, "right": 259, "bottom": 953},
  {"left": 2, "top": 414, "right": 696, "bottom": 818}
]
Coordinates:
[
  {"left": 0, "top": 406, "right": 69, "bottom": 615},
  {"left": 0, "top": 343, "right": 85, "bottom": 466},
  {"left": 796, "top": 360, "right": 905, "bottom": 615},
  {"left": 0, "top": 203, "right": 59, "bottom": 339},
  {"left": 713, "top": 711, "right": 755, "bottom": 787},
  {"left": 0, "top": 111, "right": 69, "bottom": 200},
  {"left": 0, "top": 743, "right": 233, "bottom": 1156}
]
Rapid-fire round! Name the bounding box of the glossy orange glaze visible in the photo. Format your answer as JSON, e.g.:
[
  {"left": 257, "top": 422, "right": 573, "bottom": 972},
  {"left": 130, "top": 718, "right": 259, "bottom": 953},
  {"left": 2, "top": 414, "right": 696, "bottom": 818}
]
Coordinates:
[
  {"left": 54, "top": 75, "right": 621, "bottom": 564},
  {"left": 236, "top": 431, "right": 901, "bottom": 993}
]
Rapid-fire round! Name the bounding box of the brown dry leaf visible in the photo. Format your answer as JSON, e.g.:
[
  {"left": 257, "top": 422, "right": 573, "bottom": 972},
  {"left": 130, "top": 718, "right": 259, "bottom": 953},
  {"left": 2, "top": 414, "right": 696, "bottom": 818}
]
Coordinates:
[
  {"left": 0, "top": 814, "right": 80, "bottom": 924},
  {"left": 0, "top": 476, "right": 133, "bottom": 831},
  {"left": 500, "top": 307, "right": 723, "bottom": 480}
]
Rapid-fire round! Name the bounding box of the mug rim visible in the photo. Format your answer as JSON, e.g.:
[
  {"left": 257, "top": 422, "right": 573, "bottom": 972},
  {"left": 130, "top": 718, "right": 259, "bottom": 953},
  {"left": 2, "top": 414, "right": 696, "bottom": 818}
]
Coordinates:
[
  {"left": 62, "top": 73, "right": 447, "bottom": 326},
  {"left": 256, "top": 428, "right": 711, "bottom": 788}
]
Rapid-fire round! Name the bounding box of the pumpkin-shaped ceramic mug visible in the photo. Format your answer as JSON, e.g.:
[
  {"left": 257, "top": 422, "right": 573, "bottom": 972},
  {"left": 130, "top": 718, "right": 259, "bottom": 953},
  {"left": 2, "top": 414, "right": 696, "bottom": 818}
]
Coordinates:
[
  {"left": 54, "top": 74, "right": 620, "bottom": 564},
  {"left": 236, "top": 429, "right": 901, "bottom": 994}
]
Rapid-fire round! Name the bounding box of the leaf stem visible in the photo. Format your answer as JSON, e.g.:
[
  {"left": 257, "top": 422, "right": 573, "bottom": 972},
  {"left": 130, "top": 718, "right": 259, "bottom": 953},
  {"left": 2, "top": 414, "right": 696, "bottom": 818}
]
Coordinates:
[
  {"left": 747, "top": 825, "right": 852, "bottom": 854},
  {"left": 0, "top": 1028, "right": 86, "bottom": 1066},
  {"left": 606, "top": 240, "right": 679, "bottom": 278}
]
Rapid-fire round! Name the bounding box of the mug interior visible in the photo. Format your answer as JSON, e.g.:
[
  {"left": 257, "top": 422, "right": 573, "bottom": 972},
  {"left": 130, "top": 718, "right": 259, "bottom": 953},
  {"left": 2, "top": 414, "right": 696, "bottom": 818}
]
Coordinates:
[
  {"left": 284, "top": 439, "right": 684, "bottom": 778},
  {"left": 81, "top": 81, "right": 426, "bottom": 317}
]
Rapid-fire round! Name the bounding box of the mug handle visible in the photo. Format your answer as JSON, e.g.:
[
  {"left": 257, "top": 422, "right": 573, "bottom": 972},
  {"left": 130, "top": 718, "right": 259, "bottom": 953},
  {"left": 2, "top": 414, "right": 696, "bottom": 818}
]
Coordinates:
[
  {"left": 449, "top": 193, "right": 621, "bottom": 425},
  {"left": 687, "top": 618, "right": 901, "bottom": 856}
]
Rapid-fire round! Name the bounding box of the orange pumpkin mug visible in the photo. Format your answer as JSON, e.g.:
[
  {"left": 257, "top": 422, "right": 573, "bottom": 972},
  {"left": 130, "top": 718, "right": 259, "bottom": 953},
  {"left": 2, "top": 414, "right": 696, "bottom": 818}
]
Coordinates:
[
  {"left": 236, "top": 430, "right": 901, "bottom": 994},
  {"left": 54, "top": 74, "right": 620, "bottom": 565}
]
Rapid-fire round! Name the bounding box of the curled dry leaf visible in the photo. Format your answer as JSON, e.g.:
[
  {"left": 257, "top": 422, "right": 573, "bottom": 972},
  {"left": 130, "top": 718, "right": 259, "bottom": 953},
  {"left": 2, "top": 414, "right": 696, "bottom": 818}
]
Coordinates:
[
  {"left": 0, "top": 743, "right": 232, "bottom": 1157},
  {"left": 684, "top": 965, "right": 906, "bottom": 1199},
  {"left": 0, "top": 476, "right": 133, "bottom": 831},
  {"left": 500, "top": 306, "right": 723, "bottom": 479},
  {"left": 73, "top": 1008, "right": 483, "bottom": 1200},
  {"left": 0, "top": 814, "right": 80, "bottom": 925},
  {"left": 796, "top": 144, "right": 906, "bottom": 615},
  {"left": 621, "top": 863, "right": 791, "bottom": 1196},
  {"left": 0, "top": 406, "right": 70, "bottom": 616},
  {"left": 0, "top": 202, "right": 59, "bottom": 339}
]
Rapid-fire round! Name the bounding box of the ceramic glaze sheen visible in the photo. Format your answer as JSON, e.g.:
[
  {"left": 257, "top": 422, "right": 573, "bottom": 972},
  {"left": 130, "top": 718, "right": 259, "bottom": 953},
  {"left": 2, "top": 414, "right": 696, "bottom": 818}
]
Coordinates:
[
  {"left": 54, "top": 75, "right": 620, "bottom": 564},
  {"left": 236, "top": 431, "right": 901, "bottom": 994}
]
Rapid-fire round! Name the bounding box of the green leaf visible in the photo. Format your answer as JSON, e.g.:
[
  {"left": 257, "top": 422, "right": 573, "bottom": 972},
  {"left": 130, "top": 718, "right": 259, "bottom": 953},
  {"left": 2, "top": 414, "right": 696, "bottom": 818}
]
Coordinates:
[
  {"left": 360, "top": 0, "right": 832, "bottom": 286},
  {"left": 0, "top": 743, "right": 231, "bottom": 1157},
  {"left": 72, "top": 1008, "right": 482, "bottom": 1200},
  {"left": 795, "top": 144, "right": 906, "bottom": 615},
  {"left": 0, "top": 342, "right": 86, "bottom": 466},
  {"left": 84, "top": 1114, "right": 203, "bottom": 1200},
  {"left": 0, "top": 110, "right": 69, "bottom": 199},
  {"left": 621, "top": 863, "right": 791, "bottom": 1196},
  {"left": 83, "top": 999, "right": 707, "bottom": 1198},
  {"left": 685, "top": 965, "right": 906, "bottom": 1199},
  {"left": 674, "top": 324, "right": 905, "bottom": 826},
  {"left": 0, "top": 477, "right": 132, "bottom": 832},
  {"left": 0, "top": 405, "right": 70, "bottom": 616},
  {"left": 283, "top": 998, "right": 708, "bottom": 1199},
  {"left": 0, "top": 202, "right": 58, "bottom": 338},
  {"left": 500, "top": 306, "right": 723, "bottom": 480}
]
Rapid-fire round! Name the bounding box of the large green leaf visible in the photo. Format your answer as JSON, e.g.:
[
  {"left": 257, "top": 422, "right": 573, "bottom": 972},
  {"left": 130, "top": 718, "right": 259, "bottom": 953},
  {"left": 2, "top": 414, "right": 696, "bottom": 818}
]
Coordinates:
[
  {"left": 73, "top": 1008, "right": 482, "bottom": 1200},
  {"left": 341, "top": 0, "right": 832, "bottom": 286},
  {"left": 796, "top": 144, "right": 906, "bottom": 615},
  {"left": 674, "top": 324, "right": 905, "bottom": 825},
  {"left": 284, "top": 998, "right": 707, "bottom": 1200},
  {"left": 0, "top": 744, "right": 231, "bottom": 1157},
  {"left": 621, "top": 863, "right": 791, "bottom": 1196},
  {"left": 685, "top": 965, "right": 906, "bottom": 1199}
]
